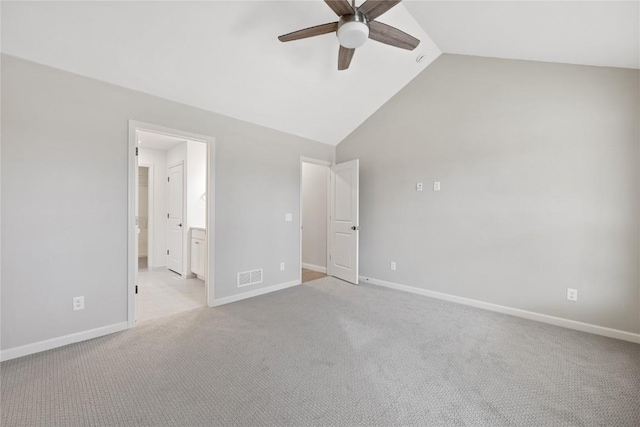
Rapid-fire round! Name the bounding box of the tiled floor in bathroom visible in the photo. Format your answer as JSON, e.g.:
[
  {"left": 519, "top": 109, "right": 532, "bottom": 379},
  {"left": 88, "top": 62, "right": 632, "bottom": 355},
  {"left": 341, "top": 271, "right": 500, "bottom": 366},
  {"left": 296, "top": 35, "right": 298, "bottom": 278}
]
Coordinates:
[{"left": 137, "top": 257, "right": 206, "bottom": 322}]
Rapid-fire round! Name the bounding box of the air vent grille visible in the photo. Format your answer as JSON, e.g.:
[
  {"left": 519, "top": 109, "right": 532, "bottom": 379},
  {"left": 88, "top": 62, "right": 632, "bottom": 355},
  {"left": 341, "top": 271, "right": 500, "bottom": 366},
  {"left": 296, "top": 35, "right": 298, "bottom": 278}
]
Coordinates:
[{"left": 237, "top": 269, "right": 263, "bottom": 288}]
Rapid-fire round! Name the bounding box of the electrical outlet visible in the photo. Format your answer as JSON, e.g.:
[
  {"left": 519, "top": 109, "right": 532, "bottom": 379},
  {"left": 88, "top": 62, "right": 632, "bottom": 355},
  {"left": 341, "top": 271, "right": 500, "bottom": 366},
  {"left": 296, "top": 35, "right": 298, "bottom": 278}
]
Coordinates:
[
  {"left": 416, "top": 183, "right": 423, "bottom": 191},
  {"left": 390, "top": 262, "right": 397, "bottom": 271},
  {"left": 73, "top": 296, "right": 84, "bottom": 311},
  {"left": 280, "top": 262, "right": 285, "bottom": 271},
  {"left": 433, "top": 181, "right": 441, "bottom": 191},
  {"left": 567, "top": 288, "right": 578, "bottom": 302},
  {"left": 285, "top": 213, "right": 292, "bottom": 222}
]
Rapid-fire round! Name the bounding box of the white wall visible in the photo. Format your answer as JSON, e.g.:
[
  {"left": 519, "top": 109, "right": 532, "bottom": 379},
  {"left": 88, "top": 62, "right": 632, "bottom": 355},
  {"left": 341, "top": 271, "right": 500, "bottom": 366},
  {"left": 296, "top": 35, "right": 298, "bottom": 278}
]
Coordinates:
[
  {"left": 139, "top": 147, "right": 168, "bottom": 268},
  {"left": 187, "top": 141, "right": 207, "bottom": 229},
  {"left": 302, "top": 162, "right": 328, "bottom": 270},
  {"left": 336, "top": 54, "right": 640, "bottom": 334},
  {"left": 1, "top": 55, "right": 334, "bottom": 353}
]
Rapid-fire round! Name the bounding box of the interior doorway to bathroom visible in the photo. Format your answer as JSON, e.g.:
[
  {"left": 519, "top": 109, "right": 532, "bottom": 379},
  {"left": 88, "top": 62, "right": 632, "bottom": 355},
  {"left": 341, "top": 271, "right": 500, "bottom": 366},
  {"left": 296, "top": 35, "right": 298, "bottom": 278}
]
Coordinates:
[{"left": 130, "top": 122, "right": 214, "bottom": 324}]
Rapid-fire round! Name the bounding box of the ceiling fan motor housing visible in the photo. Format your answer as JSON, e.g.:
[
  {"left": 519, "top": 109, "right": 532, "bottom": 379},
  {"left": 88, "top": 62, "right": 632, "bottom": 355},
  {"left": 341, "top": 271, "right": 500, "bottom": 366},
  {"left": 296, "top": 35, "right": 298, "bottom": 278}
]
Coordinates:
[{"left": 337, "top": 11, "right": 370, "bottom": 49}]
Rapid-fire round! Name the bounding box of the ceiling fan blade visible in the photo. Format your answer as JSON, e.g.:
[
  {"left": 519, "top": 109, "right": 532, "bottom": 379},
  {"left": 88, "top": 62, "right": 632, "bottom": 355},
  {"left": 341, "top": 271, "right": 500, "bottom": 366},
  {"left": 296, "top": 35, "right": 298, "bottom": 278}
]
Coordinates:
[
  {"left": 278, "top": 22, "right": 339, "bottom": 42},
  {"left": 358, "top": 0, "right": 401, "bottom": 20},
  {"left": 369, "top": 20, "right": 420, "bottom": 50},
  {"left": 338, "top": 46, "right": 355, "bottom": 70},
  {"left": 325, "top": 0, "right": 354, "bottom": 16}
]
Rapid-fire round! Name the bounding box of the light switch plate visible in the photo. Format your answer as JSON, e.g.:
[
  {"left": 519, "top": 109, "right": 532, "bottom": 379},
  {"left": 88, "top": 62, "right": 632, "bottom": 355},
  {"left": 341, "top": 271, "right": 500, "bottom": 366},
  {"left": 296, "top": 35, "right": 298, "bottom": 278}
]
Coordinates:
[
  {"left": 390, "top": 262, "right": 397, "bottom": 271},
  {"left": 285, "top": 213, "right": 292, "bottom": 222}
]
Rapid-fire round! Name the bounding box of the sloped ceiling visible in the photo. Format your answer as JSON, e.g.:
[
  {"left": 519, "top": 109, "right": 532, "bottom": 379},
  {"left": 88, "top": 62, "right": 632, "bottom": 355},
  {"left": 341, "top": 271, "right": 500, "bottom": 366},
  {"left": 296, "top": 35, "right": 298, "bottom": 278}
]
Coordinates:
[
  {"left": 0, "top": 1, "right": 440, "bottom": 145},
  {"left": 2, "top": 1, "right": 637, "bottom": 147},
  {"left": 404, "top": 0, "right": 639, "bottom": 70}
]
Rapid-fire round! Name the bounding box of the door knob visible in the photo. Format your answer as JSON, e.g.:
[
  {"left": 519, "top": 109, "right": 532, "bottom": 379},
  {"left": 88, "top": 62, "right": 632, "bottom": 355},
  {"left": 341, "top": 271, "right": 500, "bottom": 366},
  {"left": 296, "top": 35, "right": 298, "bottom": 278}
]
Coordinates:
[
  {"left": 178, "top": 223, "right": 182, "bottom": 227},
  {"left": 351, "top": 226, "right": 359, "bottom": 231}
]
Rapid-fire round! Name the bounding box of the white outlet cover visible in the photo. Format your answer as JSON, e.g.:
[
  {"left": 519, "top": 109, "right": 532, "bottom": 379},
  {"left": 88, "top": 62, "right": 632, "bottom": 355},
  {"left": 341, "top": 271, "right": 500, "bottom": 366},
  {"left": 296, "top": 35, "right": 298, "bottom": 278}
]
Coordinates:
[
  {"left": 391, "top": 262, "right": 397, "bottom": 271},
  {"left": 433, "top": 181, "right": 441, "bottom": 191},
  {"left": 73, "top": 296, "right": 84, "bottom": 311},
  {"left": 416, "top": 183, "right": 423, "bottom": 191},
  {"left": 567, "top": 288, "right": 578, "bottom": 302},
  {"left": 285, "top": 213, "right": 292, "bottom": 222},
  {"left": 280, "top": 262, "right": 285, "bottom": 271}
]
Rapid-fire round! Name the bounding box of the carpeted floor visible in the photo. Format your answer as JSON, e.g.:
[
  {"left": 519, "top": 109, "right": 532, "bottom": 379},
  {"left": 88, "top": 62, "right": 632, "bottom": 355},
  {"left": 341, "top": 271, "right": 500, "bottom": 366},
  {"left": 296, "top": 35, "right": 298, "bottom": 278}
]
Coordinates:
[{"left": 2, "top": 276, "right": 639, "bottom": 426}]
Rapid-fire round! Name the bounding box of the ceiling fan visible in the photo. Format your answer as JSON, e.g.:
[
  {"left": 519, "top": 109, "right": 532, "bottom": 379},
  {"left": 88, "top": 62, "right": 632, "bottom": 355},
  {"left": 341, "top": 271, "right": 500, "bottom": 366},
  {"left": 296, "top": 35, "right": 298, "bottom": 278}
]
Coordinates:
[{"left": 278, "top": 0, "right": 420, "bottom": 70}]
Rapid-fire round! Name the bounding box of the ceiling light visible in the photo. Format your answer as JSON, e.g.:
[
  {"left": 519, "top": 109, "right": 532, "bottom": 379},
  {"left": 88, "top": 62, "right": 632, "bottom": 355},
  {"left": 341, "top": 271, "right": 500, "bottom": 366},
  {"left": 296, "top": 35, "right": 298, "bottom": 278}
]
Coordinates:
[{"left": 337, "top": 12, "right": 369, "bottom": 49}]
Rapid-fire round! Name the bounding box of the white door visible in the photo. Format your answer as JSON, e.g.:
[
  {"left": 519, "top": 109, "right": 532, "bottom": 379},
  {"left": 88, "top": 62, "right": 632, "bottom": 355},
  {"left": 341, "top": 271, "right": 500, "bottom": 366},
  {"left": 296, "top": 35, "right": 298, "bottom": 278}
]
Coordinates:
[
  {"left": 328, "top": 159, "right": 359, "bottom": 284},
  {"left": 167, "top": 163, "right": 184, "bottom": 274}
]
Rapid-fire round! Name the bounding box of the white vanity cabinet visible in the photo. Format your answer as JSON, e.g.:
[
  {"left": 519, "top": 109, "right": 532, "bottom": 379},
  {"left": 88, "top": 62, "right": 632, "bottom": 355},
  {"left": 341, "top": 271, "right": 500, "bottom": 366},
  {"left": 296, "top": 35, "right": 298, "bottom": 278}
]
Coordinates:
[{"left": 190, "top": 228, "right": 207, "bottom": 280}]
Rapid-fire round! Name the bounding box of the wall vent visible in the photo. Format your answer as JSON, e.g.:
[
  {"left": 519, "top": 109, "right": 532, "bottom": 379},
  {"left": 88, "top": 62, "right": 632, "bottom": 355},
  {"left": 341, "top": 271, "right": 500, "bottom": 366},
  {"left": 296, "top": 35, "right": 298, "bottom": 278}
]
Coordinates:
[{"left": 237, "top": 269, "right": 263, "bottom": 288}]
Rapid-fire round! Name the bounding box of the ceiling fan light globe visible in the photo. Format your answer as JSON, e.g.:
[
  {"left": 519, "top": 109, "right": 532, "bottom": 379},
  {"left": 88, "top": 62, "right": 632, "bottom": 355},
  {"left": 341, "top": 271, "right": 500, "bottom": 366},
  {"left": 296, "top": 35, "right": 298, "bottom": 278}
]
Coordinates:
[{"left": 337, "top": 21, "right": 369, "bottom": 49}]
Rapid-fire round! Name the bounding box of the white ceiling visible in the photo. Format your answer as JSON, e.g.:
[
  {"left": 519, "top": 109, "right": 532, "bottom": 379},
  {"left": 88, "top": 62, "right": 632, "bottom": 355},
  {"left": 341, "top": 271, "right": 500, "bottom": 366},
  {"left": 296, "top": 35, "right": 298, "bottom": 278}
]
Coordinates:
[
  {"left": 138, "top": 131, "right": 188, "bottom": 151},
  {"left": 1, "top": 1, "right": 440, "bottom": 145},
  {"left": 404, "top": 0, "right": 640, "bottom": 70},
  {"left": 3, "top": 2, "right": 637, "bottom": 147}
]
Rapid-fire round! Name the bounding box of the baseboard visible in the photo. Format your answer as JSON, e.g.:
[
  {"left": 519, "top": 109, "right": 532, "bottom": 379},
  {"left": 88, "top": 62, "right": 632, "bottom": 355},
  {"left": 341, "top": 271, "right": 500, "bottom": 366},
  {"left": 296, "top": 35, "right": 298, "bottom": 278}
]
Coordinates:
[
  {"left": 210, "top": 279, "right": 301, "bottom": 307},
  {"left": 0, "top": 321, "right": 129, "bottom": 362},
  {"left": 360, "top": 276, "right": 640, "bottom": 345},
  {"left": 302, "top": 263, "right": 327, "bottom": 274}
]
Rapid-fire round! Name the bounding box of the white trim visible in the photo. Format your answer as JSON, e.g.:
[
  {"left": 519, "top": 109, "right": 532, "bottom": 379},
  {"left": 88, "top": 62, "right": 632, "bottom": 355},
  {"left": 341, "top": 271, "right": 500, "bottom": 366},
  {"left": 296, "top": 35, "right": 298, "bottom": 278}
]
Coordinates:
[
  {"left": 302, "top": 263, "right": 327, "bottom": 274},
  {"left": 211, "top": 279, "right": 301, "bottom": 307},
  {"left": 299, "top": 157, "right": 332, "bottom": 284},
  {"left": 0, "top": 322, "right": 128, "bottom": 362},
  {"left": 128, "top": 120, "right": 216, "bottom": 328},
  {"left": 360, "top": 275, "right": 640, "bottom": 344}
]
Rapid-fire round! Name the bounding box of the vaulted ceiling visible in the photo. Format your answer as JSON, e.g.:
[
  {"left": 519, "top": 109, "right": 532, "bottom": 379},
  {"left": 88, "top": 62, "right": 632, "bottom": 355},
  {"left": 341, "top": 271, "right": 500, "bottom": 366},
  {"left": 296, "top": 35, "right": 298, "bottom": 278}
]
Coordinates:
[
  {"left": 2, "top": 1, "right": 637, "bottom": 146},
  {"left": 1, "top": 1, "right": 439, "bottom": 145},
  {"left": 405, "top": 1, "right": 639, "bottom": 70}
]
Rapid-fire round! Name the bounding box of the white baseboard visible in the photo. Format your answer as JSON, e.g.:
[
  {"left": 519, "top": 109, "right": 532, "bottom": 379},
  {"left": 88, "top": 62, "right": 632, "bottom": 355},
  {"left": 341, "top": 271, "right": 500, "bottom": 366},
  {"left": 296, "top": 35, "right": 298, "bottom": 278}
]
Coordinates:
[
  {"left": 0, "top": 321, "right": 129, "bottom": 362},
  {"left": 210, "top": 279, "right": 301, "bottom": 307},
  {"left": 360, "top": 275, "right": 640, "bottom": 345},
  {"left": 302, "top": 263, "right": 327, "bottom": 274}
]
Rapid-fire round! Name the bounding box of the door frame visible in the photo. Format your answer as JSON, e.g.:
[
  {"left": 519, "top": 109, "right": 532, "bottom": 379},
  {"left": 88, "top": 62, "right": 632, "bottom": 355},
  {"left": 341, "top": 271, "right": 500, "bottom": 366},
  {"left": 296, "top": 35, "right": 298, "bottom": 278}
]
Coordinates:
[
  {"left": 138, "top": 163, "right": 154, "bottom": 269},
  {"left": 167, "top": 160, "right": 186, "bottom": 276},
  {"left": 299, "top": 156, "right": 332, "bottom": 284},
  {"left": 128, "top": 120, "right": 216, "bottom": 328}
]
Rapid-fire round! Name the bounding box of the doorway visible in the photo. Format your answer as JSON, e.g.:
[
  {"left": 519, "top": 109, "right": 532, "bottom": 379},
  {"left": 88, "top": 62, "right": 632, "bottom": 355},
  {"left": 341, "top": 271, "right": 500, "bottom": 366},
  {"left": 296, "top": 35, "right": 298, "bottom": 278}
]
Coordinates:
[
  {"left": 137, "top": 165, "right": 151, "bottom": 270},
  {"left": 300, "top": 157, "right": 360, "bottom": 285},
  {"left": 129, "top": 121, "right": 215, "bottom": 327},
  {"left": 300, "top": 158, "right": 330, "bottom": 283}
]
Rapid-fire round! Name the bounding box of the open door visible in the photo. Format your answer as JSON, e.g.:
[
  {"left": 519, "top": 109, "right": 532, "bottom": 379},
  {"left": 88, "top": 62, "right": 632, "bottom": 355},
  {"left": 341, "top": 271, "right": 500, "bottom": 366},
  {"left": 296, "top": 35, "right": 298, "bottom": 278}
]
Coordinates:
[
  {"left": 328, "top": 159, "right": 359, "bottom": 284},
  {"left": 167, "top": 163, "right": 184, "bottom": 274}
]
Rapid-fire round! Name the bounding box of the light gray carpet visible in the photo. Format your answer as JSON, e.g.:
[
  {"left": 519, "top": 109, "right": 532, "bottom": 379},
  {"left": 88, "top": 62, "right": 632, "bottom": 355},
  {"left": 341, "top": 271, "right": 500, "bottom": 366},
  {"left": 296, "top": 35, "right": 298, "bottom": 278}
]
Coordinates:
[{"left": 2, "top": 277, "right": 639, "bottom": 426}]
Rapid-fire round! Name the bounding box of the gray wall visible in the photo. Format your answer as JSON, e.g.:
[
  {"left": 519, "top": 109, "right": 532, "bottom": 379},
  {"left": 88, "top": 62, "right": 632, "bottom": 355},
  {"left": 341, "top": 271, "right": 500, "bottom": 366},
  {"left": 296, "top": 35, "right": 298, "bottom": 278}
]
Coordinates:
[
  {"left": 1, "top": 55, "right": 334, "bottom": 351},
  {"left": 337, "top": 54, "right": 640, "bottom": 333}
]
